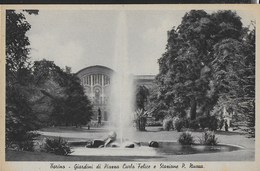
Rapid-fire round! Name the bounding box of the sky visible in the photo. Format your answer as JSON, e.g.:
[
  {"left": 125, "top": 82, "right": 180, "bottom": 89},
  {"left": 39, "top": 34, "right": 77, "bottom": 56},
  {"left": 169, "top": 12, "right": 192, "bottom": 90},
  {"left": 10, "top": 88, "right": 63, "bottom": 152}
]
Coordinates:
[{"left": 25, "top": 9, "right": 254, "bottom": 75}]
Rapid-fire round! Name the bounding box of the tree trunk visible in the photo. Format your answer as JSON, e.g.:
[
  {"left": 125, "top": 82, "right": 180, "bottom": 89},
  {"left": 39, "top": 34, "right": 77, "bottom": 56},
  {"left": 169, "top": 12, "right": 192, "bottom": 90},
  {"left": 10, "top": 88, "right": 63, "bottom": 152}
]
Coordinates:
[{"left": 190, "top": 98, "right": 197, "bottom": 120}]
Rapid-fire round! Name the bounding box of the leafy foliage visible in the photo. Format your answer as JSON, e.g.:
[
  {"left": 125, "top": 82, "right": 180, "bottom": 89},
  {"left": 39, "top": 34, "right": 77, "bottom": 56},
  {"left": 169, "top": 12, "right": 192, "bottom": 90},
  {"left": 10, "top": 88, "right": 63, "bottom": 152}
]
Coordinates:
[
  {"left": 43, "top": 137, "right": 72, "bottom": 155},
  {"left": 212, "top": 25, "right": 255, "bottom": 137},
  {"left": 162, "top": 118, "right": 173, "bottom": 131},
  {"left": 6, "top": 10, "right": 40, "bottom": 151},
  {"left": 197, "top": 115, "right": 219, "bottom": 131},
  {"left": 135, "top": 85, "right": 150, "bottom": 131},
  {"left": 6, "top": 10, "right": 94, "bottom": 152},
  {"left": 156, "top": 10, "right": 218, "bottom": 120},
  {"left": 6, "top": 10, "right": 32, "bottom": 84},
  {"left": 174, "top": 118, "right": 189, "bottom": 132},
  {"left": 178, "top": 131, "right": 194, "bottom": 145},
  {"left": 199, "top": 131, "right": 219, "bottom": 145},
  {"left": 32, "top": 59, "right": 93, "bottom": 127},
  {"left": 134, "top": 109, "right": 147, "bottom": 131},
  {"left": 136, "top": 85, "right": 150, "bottom": 110},
  {"left": 62, "top": 74, "right": 93, "bottom": 127},
  {"left": 155, "top": 10, "right": 255, "bottom": 137}
]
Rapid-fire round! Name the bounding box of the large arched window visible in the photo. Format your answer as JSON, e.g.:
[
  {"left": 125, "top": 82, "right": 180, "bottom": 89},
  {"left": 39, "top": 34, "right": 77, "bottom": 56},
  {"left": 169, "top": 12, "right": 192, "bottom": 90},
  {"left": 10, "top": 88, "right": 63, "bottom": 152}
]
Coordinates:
[{"left": 94, "top": 87, "right": 101, "bottom": 104}]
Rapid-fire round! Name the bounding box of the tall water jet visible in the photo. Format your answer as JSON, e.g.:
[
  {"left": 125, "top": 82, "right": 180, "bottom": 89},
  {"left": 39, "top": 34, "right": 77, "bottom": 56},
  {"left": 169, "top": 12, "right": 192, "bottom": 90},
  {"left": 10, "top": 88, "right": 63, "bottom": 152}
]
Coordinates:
[{"left": 110, "top": 11, "right": 135, "bottom": 144}]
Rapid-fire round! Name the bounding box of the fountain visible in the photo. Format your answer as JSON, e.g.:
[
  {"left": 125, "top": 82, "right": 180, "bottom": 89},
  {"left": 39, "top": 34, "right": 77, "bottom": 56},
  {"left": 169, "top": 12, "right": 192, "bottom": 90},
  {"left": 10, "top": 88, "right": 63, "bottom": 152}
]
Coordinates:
[
  {"left": 109, "top": 11, "right": 136, "bottom": 145},
  {"left": 68, "top": 11, "right": 242, "bottom": 159}
]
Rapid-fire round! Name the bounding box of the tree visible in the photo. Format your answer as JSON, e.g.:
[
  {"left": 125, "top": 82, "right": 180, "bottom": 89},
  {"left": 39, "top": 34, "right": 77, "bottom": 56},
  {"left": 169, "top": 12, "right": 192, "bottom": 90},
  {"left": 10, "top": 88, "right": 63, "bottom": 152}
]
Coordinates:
[
  {"left": 156, "top": 10, "right": 254, "bottom": 138},
  {"left": 6, "top": 10, "right": 39, "bottom": 150},
  {"left": 211, "top": 24, "right": 255, "bottom": 137},
  {"left": 136, "top": 85, "right": 149, "bottom": 110},
  {"left": 5, "top": 10, "right": 94, "bottom": 150},
  {"left": 6, "top": 10, "right": 31, "bottom": 85},
  {"left": 62, "top": 73, "right": 93, "bottom": 127},
  {"left": 156, "top": 10, "right": 216, "bottom": 120},
  {"left": 31, "top": 59, "right": 67, "bottom": 126},
  {"left": 32, "top": 59, "right": 93, "bottom": 127},
  {"left": 243, "top": 24, "right": 255, "bottom": 137}
]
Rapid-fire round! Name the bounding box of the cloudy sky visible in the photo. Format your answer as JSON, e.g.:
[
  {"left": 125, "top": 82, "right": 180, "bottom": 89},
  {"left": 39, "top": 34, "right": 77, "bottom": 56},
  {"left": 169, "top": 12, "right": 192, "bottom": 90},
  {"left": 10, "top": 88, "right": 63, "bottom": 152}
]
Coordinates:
[{"left": 25, "top": 9, "right": 254, "bottom": 75}]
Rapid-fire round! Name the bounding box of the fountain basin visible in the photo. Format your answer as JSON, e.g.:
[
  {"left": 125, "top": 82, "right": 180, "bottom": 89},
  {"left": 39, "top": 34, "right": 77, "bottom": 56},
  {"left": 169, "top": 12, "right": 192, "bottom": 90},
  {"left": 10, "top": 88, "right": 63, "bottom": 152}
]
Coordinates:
[{"left": 69, "top": 141, "right": 242, "bottom": 157}]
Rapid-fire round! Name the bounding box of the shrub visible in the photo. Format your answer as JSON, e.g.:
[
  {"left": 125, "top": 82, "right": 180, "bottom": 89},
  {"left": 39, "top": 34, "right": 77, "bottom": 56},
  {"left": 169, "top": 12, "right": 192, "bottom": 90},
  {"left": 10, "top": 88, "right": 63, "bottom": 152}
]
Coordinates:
[
  {"left": 178, "top": 131, "right": 194, "bottom": 145},
  {"left": 43, "top": 137, "right": 72, "bottom": 155},
  {"left": 163, "top": 118, "right": 173, "bottom": 131},
  {"left": 6, "top": 132, "right": 39, "bottom": 152},
  {"left": 18, "top": 139, "right": 35, "bottom": 151},
  {"left": 174, "top": 118, "right": 189, "bottom": 132},
  {"left": 199, "top": 131, "right": 219, "bottom": 145}
]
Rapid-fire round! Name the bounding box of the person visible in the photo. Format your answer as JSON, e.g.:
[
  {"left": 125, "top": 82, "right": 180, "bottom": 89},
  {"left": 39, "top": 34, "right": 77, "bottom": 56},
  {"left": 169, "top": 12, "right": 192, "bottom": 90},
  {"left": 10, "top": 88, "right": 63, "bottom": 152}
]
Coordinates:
[{"left": 97, "top": 108, "right": 102, "bottom": 126}]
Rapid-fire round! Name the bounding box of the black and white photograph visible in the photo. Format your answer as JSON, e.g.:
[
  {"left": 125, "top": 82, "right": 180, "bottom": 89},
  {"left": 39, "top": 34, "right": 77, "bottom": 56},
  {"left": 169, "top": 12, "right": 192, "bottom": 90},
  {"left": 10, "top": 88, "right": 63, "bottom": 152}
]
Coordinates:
[{"left": 2, "top": 5, "right": 259, "bottom": 171}]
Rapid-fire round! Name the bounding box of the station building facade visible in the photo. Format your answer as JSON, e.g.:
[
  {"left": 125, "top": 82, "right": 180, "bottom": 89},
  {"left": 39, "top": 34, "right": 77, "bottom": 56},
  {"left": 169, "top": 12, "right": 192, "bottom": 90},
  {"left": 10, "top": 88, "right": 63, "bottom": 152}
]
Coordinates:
[{"left": 76, "top": 65, "right": 155, "bottom": 121}]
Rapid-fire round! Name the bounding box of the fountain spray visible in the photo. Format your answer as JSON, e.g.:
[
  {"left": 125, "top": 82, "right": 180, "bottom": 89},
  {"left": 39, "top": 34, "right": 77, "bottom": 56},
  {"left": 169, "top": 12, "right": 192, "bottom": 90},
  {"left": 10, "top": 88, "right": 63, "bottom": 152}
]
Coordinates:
[{"left": 110, "top": 11, "right": 135, "bottom": 145}]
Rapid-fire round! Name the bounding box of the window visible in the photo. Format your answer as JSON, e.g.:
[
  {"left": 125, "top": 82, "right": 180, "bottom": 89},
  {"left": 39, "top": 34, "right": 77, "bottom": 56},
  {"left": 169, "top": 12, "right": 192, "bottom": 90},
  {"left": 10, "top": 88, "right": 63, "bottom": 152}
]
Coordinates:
[{"left": 104, "top": 75, "right": 110, "bottom": 85}]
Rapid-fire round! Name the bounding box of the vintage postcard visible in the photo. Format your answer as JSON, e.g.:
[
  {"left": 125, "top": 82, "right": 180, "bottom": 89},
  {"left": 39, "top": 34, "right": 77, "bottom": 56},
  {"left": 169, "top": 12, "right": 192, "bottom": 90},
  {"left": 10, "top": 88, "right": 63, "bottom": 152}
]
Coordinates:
[{"left": 0, "top": 4, "right": 259, "bottom": 171}]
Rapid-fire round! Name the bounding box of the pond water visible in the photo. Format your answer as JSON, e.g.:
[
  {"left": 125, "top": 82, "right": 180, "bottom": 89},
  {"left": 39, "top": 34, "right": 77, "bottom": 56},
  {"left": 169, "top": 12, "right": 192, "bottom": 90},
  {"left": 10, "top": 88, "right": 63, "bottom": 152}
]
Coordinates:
[{"left": 70, "top": 141, "right": 241, "bottom": 156}]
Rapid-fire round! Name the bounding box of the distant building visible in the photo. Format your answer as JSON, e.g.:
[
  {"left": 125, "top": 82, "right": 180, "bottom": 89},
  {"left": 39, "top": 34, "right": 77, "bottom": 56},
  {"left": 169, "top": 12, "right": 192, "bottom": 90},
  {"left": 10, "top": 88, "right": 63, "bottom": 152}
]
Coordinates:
[
  {"left": 133, "top": 75, "right": 156, "bottom": 89},
  {"left": 76, "top": 65, "right": 155, "bottom": 121}
]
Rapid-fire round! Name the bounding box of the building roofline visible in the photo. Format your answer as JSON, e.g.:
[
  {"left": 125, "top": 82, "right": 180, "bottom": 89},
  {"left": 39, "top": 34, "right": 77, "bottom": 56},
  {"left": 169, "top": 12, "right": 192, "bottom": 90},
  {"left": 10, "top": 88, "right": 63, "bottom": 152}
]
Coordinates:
[
  {"left": 76, "top": 65, "right": 114, "bottom": 75},
  {"left": 133, "top": 75, "right": 156, "bottom": 79},
  {"left": 76, "top": 65, "right": 157, "bottom": 78},
  {"left": 134, "top": 74, "right": 156, "bottom": 77}
]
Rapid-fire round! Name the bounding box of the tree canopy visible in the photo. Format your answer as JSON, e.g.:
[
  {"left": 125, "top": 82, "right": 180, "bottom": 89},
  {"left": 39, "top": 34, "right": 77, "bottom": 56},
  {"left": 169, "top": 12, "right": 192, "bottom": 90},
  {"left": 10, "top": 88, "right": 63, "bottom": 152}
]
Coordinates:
[
  {"left": 155, "top": 10, "right": 255, "bottom": 137},
  {"left": 6, "top": 10, "right": 39, "bottom": 149},
  {"left": 6, "top": 10, "right": 94, "bottom": 150}
]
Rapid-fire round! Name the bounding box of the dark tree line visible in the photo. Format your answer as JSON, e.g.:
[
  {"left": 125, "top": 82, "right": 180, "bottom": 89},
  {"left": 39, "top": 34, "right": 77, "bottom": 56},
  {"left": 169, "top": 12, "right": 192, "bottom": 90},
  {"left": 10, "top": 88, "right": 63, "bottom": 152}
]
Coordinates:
[
  {"left": 32, "top": 60, "right": 93, "bottom": 127},
  {"left": 155, "top": 10, "right": 255, "bottom": 137},
  {"left": 6, "top": 10, "right": 93, "bottom": 150}
]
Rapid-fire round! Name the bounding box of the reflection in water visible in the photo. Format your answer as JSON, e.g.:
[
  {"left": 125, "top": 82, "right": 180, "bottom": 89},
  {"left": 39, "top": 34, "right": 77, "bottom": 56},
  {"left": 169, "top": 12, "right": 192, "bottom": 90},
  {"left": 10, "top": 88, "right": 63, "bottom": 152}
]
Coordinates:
[
  {"left": 153, "top": 142, "right": 240, "bottom": 155},
  {"left": 71, "top": 141, "right": 240, "bottom": 156}
]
